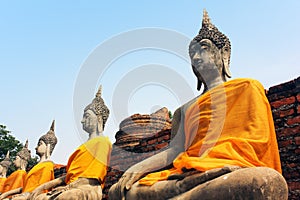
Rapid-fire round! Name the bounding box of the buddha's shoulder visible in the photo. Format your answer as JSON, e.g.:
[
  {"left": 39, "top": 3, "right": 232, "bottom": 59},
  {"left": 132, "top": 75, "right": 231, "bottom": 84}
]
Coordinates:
[
  {"left": 175, "top": 95, "right": 201, "bottom": 115},
  {"left": 85, "top": 136, "right": 112, "bottom": 147},
  {"left": 227, "top": 78, "right": 263, "bottom": 87}
]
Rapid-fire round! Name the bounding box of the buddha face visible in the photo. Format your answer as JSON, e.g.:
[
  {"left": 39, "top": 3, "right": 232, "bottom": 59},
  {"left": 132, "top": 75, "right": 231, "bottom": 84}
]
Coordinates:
[
  {"left": 81, "top": 109, "right": 99, "bottom": 133},
  {"left": 0, "top": 165, "right": 3, "bottom": 174},
  {"left": 35, "top": 140, "right": 47, "bottom": 157},
  {"left": 189, "top": 39, "right": 223, "bottom": 81},
  {"left": 13, "top": 156, "right": 21, "bottom": 168}
]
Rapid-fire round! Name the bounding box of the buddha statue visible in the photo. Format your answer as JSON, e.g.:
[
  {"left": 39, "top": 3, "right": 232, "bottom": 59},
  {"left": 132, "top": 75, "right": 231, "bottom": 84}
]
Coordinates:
[
  {"left": 29, "top": 86, "right": 112, "bottom": 200},
  {"left": 0, "top": 152, "right": 11, "bottom": 193},
  {"left": 1, "top": 141, "right": 30, "bottom": 195},
  {"left": 108, "top": 10, "right": 288, "bottom": 200},
  {"left": 0, "top": 120, "right": 58, "bottom": 200}
]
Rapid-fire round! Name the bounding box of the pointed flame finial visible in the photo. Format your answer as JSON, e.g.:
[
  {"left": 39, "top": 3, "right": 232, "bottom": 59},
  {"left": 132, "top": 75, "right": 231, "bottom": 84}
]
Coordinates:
[
  {"left": 5, "top": 151, "right": 10, "bottom": 159},
  {"left": 96, "top": 85, "right": 102, "bottom": 98},
  {"left": 50, "top": 120, "right": 55, "bottom": 131},
  {"left": 24, "top": 139, "right": 28, "bottom": 148}
]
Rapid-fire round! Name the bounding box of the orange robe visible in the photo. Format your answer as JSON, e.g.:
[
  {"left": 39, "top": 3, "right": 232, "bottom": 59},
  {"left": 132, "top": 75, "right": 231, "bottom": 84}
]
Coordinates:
[
  {"left": 0, "top": 177, "right": 6, "bottom": 193},
  {"left": 2, "top": 170, "right": 26, "bottom": 193},
  {"left": 22, "top": 161, "right": 54, "bottom": 192},
  {"left": 65, "top": 136, "right": 112, "bottom": 188},
  {"left": 140, "top": 78, "right": 282, "bottom": 185}
]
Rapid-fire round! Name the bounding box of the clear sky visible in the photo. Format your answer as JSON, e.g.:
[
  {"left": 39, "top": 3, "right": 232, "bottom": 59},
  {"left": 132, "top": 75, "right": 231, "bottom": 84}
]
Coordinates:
[{"left": 0, "top": 1, "right": 299, "bottom": 164}]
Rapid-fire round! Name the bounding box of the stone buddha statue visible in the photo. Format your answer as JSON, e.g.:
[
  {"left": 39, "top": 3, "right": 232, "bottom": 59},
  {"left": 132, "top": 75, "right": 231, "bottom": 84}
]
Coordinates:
[
  {"left": 29, "top": 86, "right": 112, "bottom": 200},
  {"left": 1, "top": 141, "right": 30, "bottom": 195},
  {"left": 0, "top": 120, "right": 58, "bottom": 200},
  {"left": 108, "top": 10, "right": 288, "bottom": 200},
  {"left": 0, "top": 152, "right": 11, "bottom": 193}
]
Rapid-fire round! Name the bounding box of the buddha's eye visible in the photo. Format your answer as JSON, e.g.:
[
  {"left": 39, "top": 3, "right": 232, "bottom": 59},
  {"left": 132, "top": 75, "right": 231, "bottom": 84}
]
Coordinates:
[
  {"left": 200, "top": 44, "right": 210, "bottom": 51},
  {"left": 189, "top": 51, "right": 195, "bottom": 58}
]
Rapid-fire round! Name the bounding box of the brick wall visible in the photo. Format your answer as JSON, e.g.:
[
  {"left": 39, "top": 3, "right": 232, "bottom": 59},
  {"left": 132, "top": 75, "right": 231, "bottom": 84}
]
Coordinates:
[
  {"left": 101, "top": 77, "right": 300, "bottom": 199},
  {"left": 267, "top": 76, "right": 300, "bottom": 200}
]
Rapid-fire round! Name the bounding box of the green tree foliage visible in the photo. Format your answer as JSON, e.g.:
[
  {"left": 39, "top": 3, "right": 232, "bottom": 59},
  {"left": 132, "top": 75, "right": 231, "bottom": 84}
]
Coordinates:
[
  {"left": 0, "top": 125, "right": 38, "bottom": 175},
  {"left": 27, "top": 155, "right": 39, "bottom": 171},
  {"left": 0, "top": 125, "right": 23, "bottom": 161},
  {"left": 168, "top": 110, "right": 173, "bottom": 120}
]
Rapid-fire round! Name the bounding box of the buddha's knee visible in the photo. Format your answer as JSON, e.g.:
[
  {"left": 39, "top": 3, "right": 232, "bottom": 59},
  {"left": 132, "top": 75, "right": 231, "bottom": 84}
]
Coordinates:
[
  {"left": 108, "top": 183, "right": 119, "bottom": 200},
  {"left": 206, "top": 167, "right": 288, "bottom": 200},
  {"left": 174, "top": 167, "right": 288, "bottom": 200},
  {"left": 236, "top": 167, "right": 288, "bottom": 200},
  {"left": 108, "top": 183, "right": 139, "bottom": 200}
]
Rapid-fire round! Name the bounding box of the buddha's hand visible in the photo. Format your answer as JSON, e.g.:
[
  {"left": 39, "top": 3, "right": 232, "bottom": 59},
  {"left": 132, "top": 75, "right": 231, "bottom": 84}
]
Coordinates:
[
  {"left": 116, "top": 171, "right": 145, "bottom": 200},
  {"left": 47, "top": 185, "right": 68, "bottom": 196},
  {"left": 28, "top": 188, "right": 43, "bottom": 200},
  {"left": 28, "top": 176, "right": 66, "bottom": 200}
]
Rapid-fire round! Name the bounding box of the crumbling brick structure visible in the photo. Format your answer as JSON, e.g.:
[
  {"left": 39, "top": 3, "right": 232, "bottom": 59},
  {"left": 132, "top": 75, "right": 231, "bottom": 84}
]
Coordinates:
[{"left": 102, "top": 107, "right": 172, "bottom": 199}]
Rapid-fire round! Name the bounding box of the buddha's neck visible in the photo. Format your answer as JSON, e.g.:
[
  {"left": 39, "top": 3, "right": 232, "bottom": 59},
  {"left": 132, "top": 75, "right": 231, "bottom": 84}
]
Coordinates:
[
  {"left": 0, "top": 170, "right": 7, "bottom": 178},
  {"left": 203, "top": 75, "right": 225, "bottom": 92},
  {"left": 88, "top": 131, "right": 103, "bottom": 140},
  {"left": 17, "top": 166, "right": 26, "bottom": 171},
  {"left": 39, "top": 154, "right": 50, "bottom": 163}
]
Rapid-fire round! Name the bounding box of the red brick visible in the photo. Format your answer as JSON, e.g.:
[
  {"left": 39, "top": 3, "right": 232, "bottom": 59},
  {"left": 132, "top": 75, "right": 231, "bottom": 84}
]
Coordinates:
[
  {"left": 163, "top": 134, "right": 170, "bottom": 140},
  {"left": 140, "top": 141, "right": 147, "bottom": 146},
  {"left": 288, "top": 181, "right": 300, "bottom": 190},
  {"left": 297, "top": 105, "right": 300, "bottom": 114},
  {"left": 295, "top": 148, "right": 300, "bottom": 154},
  {"left": 284, "top": 171, "right": 300, "bottom": 179},
  {"left": 147, "top": 138, "right": 157, "bottom": 145},
  {"left": 276, "top": 126, "right": 300, "bottom": 137},
  {"left": 287, "top": 163, "right": 297, "bottom": 168},
  {"left": 279, "top": 108, "right": 294, "bottom": 117},
  {"left": 144, "top": 146, "right": 155, "bottom": 151},
  {"left": 155, "top": 142, "right": 168, "bottom": 150},
  {"left": 279, "top": 140, "right": 292, "bottom": 148},
  {"left": 295, "top": 137, "right": 300, "bottom": 145},
  {"left": 157, "top": 136, "right": 164, "bottom": 142},
  {"left": 287, "top": 116, "right": 300, "bottom": 125},
  {"left": 270, "top": 96, "right": 296, "bottom": 108},
  {"left": 297, "top": 94, "right": 300, "bottom": 102}
]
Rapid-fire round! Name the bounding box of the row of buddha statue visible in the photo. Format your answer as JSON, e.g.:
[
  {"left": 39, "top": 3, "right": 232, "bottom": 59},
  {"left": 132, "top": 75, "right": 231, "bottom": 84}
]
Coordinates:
[
  {"left": 0, "top": 10, "right": 289, "bottom": 200},
  {"left": 0, "top": 85, "right": 111, "bottom": 200},
  {"left": 0, "top": 121, "right": 57, "bottom": 199}
]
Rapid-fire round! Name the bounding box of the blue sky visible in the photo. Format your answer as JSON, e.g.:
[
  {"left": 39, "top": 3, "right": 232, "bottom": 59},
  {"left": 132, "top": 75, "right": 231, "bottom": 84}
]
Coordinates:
[{"left": 1, "top": 1, "right": 299, "bottom": 164}]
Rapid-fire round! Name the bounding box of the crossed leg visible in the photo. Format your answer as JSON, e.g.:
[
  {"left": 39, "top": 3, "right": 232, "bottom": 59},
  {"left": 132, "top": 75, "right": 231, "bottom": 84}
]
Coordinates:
[{"left": 109, "top": 167, "right": 288, "bottom": 200}]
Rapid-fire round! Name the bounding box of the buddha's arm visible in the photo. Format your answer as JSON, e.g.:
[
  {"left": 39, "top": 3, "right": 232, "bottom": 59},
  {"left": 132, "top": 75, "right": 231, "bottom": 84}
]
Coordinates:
[
  {"left": 0, "top": 187, "right": 22, "bottom": 200},
  {"left": 115, "top": 108, "right": 185, "bottom": 198},
  {"left": 28, "top": 175, "right": 66, "bottom": 200}
]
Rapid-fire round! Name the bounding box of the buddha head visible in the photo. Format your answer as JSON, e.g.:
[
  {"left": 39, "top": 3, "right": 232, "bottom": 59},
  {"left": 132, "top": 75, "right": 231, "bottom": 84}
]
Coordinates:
[
  {"left": 15, "top": 140, "right": 31, "bottom": 170},
  {"left": 0, "top": 151, "right": 11, "bottom": 176},
  {"left": 36, "top": 120, "right": 57, "bottom": 157},
  {"left": 82, "top": 85, "right": 110, "bottom": 134},
  {"left": 189, "top": 9, "right": 231, "bottom": 91}
]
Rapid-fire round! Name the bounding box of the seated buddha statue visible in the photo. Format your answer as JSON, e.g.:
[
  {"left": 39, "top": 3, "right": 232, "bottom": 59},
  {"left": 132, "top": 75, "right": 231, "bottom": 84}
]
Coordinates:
[
  {"left": 0, "top": 120, "right": 58, "bottom": 200},
  {"left": 0, "top": 152, "right": 12, "bottom": 194},
  {"left": 29, "top": 86, "right": 112, "bottom": 200},
  {"left": 1, "top": 141, "right": 30, "bottom": 195},
  {"left": 108, "top": 10, "right": 288, "bottom": 200}
]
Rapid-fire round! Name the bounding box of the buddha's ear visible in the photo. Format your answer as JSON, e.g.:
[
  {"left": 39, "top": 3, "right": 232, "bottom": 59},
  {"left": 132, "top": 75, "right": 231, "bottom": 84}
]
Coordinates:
[
  {"left": 221, "top": 48, "right": 231, "bottom": 79},
  {"left": 97, "top": 116, "right": 104, "bottom": 133},
  {"left": 192, "top": 65, "right": 203, "bottom": 91},
  {"left": 46, "top": 144, "right": 51, "bottom": 159},
  {"left": 197, "top": 78, "right": 202, "bottom": 91}
]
